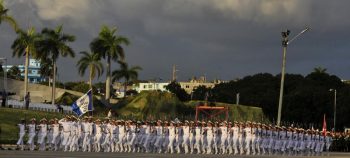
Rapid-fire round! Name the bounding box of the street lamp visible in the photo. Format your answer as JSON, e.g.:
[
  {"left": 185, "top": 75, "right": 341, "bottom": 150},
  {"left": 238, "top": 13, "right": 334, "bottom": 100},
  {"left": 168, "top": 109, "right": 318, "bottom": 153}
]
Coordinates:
[
  {"left": 0, "top": 58, "right": 8, "bottom": 107},
  {"left": 277, "top": 27, "right": 310, "bottom": 126},
  {"left": 329, "top": 89, "right": 337, "bottom": 131}
]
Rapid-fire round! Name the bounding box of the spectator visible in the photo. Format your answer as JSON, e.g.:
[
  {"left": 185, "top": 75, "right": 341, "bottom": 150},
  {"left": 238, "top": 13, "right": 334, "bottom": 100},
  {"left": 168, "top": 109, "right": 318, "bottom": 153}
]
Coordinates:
[{"left": 24, "top": 92, "right": 30, "bottom": 110}]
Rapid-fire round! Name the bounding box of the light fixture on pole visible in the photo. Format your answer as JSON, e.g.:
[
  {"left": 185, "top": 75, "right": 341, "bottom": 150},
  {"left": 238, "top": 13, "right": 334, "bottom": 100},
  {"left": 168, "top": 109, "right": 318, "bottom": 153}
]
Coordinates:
[
  {"left": 277, "top": 27, "right": 310, "bottom": 126},
  {"left": 329, "top": 89, "right": 337, "bottom": 131}
]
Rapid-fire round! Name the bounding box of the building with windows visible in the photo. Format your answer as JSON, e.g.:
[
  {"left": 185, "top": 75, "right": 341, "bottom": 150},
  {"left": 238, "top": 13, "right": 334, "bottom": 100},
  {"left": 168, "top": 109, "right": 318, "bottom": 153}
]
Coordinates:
[
  {"left": 133, "top": 82, "right": 169, "bottom": 93},
  {"left": 2, "top": 59, "right": 46, "bottom": 83},
  {"left": 179, "top": 76, "right": 216, "bottom": 94}
]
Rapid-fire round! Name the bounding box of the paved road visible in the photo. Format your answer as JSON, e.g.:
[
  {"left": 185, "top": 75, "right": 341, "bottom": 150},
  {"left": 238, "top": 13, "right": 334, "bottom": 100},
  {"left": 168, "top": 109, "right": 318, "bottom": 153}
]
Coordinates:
[{"left": 0, "top": 150, "right": 350, "bottom": 158}]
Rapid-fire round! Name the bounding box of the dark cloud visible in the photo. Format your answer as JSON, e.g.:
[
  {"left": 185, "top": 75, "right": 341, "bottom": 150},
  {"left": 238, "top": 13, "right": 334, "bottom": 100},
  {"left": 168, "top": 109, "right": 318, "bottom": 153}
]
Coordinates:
[{"left": 1, "top": 0, "right": 350, "bottom": 82}]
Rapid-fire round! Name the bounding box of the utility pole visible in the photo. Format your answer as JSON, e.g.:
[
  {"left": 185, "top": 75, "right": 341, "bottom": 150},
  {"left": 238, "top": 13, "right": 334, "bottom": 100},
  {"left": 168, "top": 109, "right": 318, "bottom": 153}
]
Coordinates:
[{"left": 172, "top": 65, "right": 178, "bottom": 81}]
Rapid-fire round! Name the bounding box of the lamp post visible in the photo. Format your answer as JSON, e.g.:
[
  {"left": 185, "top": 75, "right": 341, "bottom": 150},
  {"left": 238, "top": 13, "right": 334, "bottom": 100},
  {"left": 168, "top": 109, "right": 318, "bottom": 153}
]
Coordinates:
[
  {"left": 329, "top": 89, "right": 337, "bottom": 131},
  {"left": 277, "top": 27, "right": 310, "bottom": 126},
  {"left": 0, "top": 58, "right": 8, "bottom": 107}
]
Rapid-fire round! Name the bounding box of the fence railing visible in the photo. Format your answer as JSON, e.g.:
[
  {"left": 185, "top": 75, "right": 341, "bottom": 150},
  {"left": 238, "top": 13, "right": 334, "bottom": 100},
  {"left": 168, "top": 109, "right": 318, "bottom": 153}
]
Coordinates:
[{"left": 5, "top": 99, "right": 73, "bottom": 114}]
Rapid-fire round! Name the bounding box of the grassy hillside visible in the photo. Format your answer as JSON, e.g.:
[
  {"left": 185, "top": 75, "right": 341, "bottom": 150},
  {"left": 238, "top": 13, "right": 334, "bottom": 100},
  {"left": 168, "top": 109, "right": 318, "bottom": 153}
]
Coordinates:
[
  {"left": 114, "top": 91, "right": 266, "bottom": 122},
  {"left": 114, "top": 91, "right": 189, "bottom": 120},
  {"left": 186, "top": 101, "right": 268, "bottom": 122},
  {"left": 0, "top": 108, "right": 64, "bottom": 144}
]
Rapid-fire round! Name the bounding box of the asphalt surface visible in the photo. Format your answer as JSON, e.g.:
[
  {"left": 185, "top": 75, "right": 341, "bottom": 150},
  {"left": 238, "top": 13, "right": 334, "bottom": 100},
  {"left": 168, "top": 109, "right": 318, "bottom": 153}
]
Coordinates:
[{"left": 0, "top": 150, "right": 350, "bottom": 158}]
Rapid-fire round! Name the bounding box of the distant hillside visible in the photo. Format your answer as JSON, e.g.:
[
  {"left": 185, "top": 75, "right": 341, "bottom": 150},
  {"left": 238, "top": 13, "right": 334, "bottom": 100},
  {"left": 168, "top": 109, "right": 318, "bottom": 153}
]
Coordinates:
[
  {"left": 114, "top": 91, "right": 266, "bottom": 122},
  {"left": 114, "top": 91, "right": 189, "bottom": 119}
]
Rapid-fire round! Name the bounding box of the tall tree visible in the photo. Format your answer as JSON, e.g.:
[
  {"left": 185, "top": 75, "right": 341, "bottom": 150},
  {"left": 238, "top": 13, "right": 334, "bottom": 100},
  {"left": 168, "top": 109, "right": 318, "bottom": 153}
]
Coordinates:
[
  {"left": 39, "top": 58, "right": 54, "bottom": 86},
  {"left": 0, "top": 0, "right": 18, "bottom": 31},
  {"left": 112, "top": 61, "right": 141, "bottom": 98},
  {"left": 11, "top": 27, "right": 41, "bottom": 100},
  {"left": 313, "top": 67, "right": 327, "bottom": 74},
  {"left": 37, "top": 25, "right": 75, "bottom": 106},
  {"left": 90, "top": 25, "right": 129, "bottom": 102},
  {"left": 77, "top": 51, "right": 104, "bottom": 89},
  {"left": 7, "top": 65, "right": 21, "bottom": 79}
]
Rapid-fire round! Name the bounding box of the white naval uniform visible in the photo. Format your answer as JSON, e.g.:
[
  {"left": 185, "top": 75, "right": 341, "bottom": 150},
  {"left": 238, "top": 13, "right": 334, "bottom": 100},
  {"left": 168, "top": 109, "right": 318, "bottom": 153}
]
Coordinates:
[
  {"left": 37, "top": 123, "right": 47, "bottom": 151},
  {"left": 27, "top": 123, "right": 36, "bottom": 151},
  {"left": 116, "top": 124, "right": 126, "bottom": 152},
  {"left": 206, "top": 127, "right": 214, "bottom": 154},
  {"left": 244, "top": 127, "right": 252, "bottom": 155},
  {"left": 220, "top": 126, "right": 228, "bottom": 154},
  {"left": 182, "top": 126, "right": 190, "bottom": 154},
  {"left": 16, "top": 123, "right": 26, "bottom": 149},
  {"left": 194, "top": 126, "right": 202, "bottom": 154},
  {"left": 167, "top": 126, "right": 176, "bottom": 153},
  {"left": 154, "top": 126, "right": 163, "bottom": 153},
  {"left": 94, "top": 124, "right": 103, "bottom": 152},
  {"left": 51, "top": 123, "right": 60, "bottom": 151},
  {"left": 58, "top": 119, "right": 71, "bottom": 151},
  {"left": 232, "top": 126, "right": 239, "bottom": 154}
]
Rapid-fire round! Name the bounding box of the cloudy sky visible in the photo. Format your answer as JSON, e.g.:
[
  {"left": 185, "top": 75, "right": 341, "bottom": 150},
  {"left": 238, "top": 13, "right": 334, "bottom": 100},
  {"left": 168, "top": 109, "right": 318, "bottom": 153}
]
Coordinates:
[{"left": 1, "top": 0, "right": 350, "bottom": 82}]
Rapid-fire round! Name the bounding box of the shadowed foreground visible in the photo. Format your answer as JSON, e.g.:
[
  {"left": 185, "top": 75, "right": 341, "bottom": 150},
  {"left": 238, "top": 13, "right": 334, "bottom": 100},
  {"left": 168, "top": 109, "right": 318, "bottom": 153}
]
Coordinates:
[{"left": 0, "top": 150, "right": 349, "bottom": 158}]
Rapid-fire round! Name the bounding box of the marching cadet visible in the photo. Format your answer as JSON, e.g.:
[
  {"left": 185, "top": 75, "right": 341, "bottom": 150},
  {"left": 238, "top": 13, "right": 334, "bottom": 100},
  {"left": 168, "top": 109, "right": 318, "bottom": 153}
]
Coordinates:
[
  {"left": 219, "top": 121, "right": 228, "bottom": 154},
  {"left": 101, "top": 118, "right": 112, "bottom": 152},
  {"left": 189, "top": 121, "right": 195, "bottom": 154},
  {"left": 16, "top": 119, "right": 26, "bottom": 150},
  {"left": 325, "top": 131, "right": 333, "bottom": 152},
  {"left": 116, "top": 120, "right": 126, "bottom": 152},
  {"left": 251, "top": 122, "right": 257, "bottom": 155},
  {"left": 175, "top": 122, "right": 183, "bottom": 154},
  {"left": 238, "top": 122, "right": 245, "bottom": 155},
  {"left": 37, "top": 118, "right": 48, "bottom": 151},
  {"left": 94, "top": 119, "right": 103, "bottom": 152},
  {"left": 232, "top": 121, "right": 240, "bottom": 155},
  {"left": 59, "top": 116, "right": 71, "bottom": 152},
  {"left": 143, "top": 121, "right": 152, "bottom": 153},
  {"left": 205, "top": 121, "right": 214, "bottom": 154},
  {"left": 244, "top": 121, "right": 253, "bottom": 155},
  {"left": 167, "top": 121, "right": 176, "bottom": 153},
  {"left": 154, "top": 120, "right": 163, "bottom": 153},
  {"left": 193, "top": 121, "right": 202, "bottom": 154},
  {"left": 51, "top": 118, "right": 60, "bottom": 151},
  {"left": 212, "top": 122, "right": 220, "bottom": 154},
  {"left": 27, "top": 118, "right": 37, "bottom": 151},
  {"left": 69, "top": 116, "right": 79, "bottom": 152},
  {"left": 182, "top": 120, "right": 190, "bottom": 154},
  {"left": 226, "top": 122, "right": 233, "bottom": 154},
  {"left": 201, "top": 121, "right": 207, "bottom": 153},
  {"left": 162, "top": 121, "right": 169, "bottom": 153},
  {"left": 46, "top": 119, "right": 54, "bottom": 150}
]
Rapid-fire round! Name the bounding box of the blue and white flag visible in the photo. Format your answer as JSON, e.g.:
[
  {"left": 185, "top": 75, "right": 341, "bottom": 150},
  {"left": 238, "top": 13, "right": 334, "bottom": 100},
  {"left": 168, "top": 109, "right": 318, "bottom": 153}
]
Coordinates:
[{"left": 72, "top": 89, "right": 93, "bottom": 116}]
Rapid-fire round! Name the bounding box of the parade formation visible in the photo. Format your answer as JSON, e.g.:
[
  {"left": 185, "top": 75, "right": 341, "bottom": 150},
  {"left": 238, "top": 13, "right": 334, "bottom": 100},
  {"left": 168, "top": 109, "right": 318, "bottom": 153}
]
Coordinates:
[{"left": 15, "top": 115, "right": 334, "bottom": 156}]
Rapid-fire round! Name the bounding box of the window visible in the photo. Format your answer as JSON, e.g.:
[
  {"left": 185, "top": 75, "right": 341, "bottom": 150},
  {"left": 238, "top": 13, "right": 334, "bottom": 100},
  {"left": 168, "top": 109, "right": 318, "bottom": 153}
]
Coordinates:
[
  {"left": 148, "top": 85, "right": 152, "bottom": 89},
  {"left": 143, "top": 85, "right": 147, "bottom": 89},
  {"left": 186, "top": 85, "right": 190, "bottom": 88}
]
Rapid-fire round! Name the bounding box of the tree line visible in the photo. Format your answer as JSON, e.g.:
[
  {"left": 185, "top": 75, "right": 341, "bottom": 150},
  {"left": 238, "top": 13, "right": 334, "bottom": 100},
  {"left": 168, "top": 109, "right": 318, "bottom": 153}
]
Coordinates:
[
  {"left": 167, "top": 68, "right": 350, "bottom": 131},
  {"left": 0, "top": 1, "right": 142, "bottom": 105}
]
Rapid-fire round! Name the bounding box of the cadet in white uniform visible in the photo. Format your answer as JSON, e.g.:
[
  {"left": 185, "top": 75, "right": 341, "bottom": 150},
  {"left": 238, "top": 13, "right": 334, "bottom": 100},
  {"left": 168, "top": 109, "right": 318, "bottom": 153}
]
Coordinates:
[
  {"left": 182, "top": 121, "right": 190, "bottom": 154},
  {"left": 51, "top": 118, "right": 60, "bottom": 151},
  {"left": 37, "top": 118, "right": 48, "bottom": 151},
  {"left": 16, "top": 119, "right": 26, "bottom": 150},
  {"left": 27, "top": 118, "right": 37, "bottom": 151},
  {"left": 59, "top": 116, "right": 71, "bottom": 152},
  {"left": 219, "top": 121, "right": 228, "bottom": 154}
]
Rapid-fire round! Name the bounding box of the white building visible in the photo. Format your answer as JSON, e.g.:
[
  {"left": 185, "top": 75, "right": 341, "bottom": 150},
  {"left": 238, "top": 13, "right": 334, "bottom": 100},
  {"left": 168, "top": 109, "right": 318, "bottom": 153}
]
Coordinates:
[
  {"left": 133, "top": 82, "right": 170, "bottom": 93},
  {"left": 2, "top": 59, "right": 45, "bottom": 83}
]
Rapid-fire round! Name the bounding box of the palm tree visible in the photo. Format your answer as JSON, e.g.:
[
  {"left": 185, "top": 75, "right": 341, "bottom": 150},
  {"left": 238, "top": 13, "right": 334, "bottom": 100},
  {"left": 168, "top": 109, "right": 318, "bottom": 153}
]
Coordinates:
[
  {"left": 37, "top": 25, "right": 75, "bottom": 106},
  {"left": 313, "top": 67, "right": 327, "bottom": 74},
  {"left": 90, "top": 25, "right": 129, "bottom": 102},
  {"left": 11, "top": 27, "right": 41, "bottom": 100},
  {"left": 8, "top": 65, "right": 21, "bottom": 79},
  {"left": 0, "top": 0, "right": 18, "bottom": 31},
  {"left": 112, "top": 61, "right": 142, "bottom": 98},
  {"left": 39, "top": 58, "right": 54, "bottom": 86},
  {"left": 77, "top": 51, "right": 104, "bottom": 89}
]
